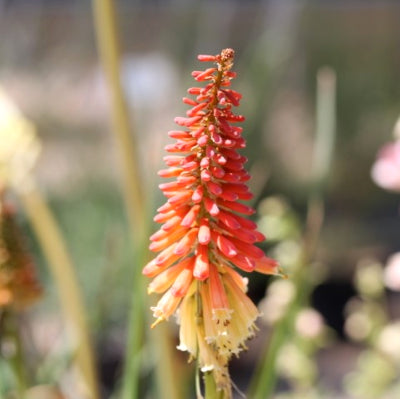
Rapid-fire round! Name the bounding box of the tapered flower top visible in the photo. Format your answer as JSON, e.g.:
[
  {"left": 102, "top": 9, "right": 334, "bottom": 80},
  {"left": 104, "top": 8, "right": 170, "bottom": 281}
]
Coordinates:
[{"left": 143, "top": 48, "right": 279, "bottom": 397}]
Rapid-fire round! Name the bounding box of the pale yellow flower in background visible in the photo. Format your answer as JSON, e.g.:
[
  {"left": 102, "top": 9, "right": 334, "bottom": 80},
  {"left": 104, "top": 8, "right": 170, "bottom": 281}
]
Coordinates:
[
  {"left": 0, "top": 87, "right": 40, "bottom": 192},
  {"left": 0, "top": 84, "right": 99, "bottom": 397},
  {"left": 376, "top": 322, "right": 400, "bottom": 362}
]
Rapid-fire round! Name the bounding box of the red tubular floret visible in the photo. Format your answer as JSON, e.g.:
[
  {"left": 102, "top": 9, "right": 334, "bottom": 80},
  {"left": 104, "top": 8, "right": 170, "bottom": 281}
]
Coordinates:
[{"left": 197, "top": 54, "right": 217, "bottom": 62}]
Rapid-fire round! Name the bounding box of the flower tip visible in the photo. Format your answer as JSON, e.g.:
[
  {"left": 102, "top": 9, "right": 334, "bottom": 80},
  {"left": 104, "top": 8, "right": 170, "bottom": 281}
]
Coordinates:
[
  {"left": 220, "top": 48, "right": 235, "bottom": 62},
  {"left": 193, "top": 270, "right": 209, "bottom": 281},
  {"left": 254, "top": 256, "right": 280, "bottom": 275},
  {"left": 176, "top": 343, "right": 188, "bottom": 352},
  {"left": 151, "top": 317, "right": 164, "bottom": 329},
  {"left": 278, "top": 268, "right": 289, "bottom": 279},
  {"left": 147, "top": 286, "right": 155, "bottom": 295},
  {"left": 142, "top": 269, "right": 150, "bottom": 277},
  {"left": 197, "top": 54, "right": 216, "bottom": 62},
  {"left": 200, "top": 364, "right": 215, "bottom": 372},
  {"left": 142, "top": 260, "right": 157, "bottom": 277}
]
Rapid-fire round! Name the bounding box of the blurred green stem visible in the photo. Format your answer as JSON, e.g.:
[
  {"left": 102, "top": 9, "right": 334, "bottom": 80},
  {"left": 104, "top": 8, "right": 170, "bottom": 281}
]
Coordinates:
[
  {"left": 91, "top": 1, "right": 146, "bottom": 398},
  {"left": 153, "top": 324, "right": 181, "bottom": 399},
  {"left": 204, "top": 372, "right": 222, "bottom": 399},
  {"left": 248, "top": 260, "right": 313, "bottom": 399},
  {"left": 304, "top": 67, "right": 336, "bottom": 257},
  {"left": 92, "top": 2, "right": 178, "bottom": 399},
  {"left": 92, "top": 0, "right": 145, "bottom": 233},
  {"left": 312, "top": 68, "right": 337, "bottom": 191},
  {"left": 20, "top": 183, "right": 99, "bottom": 399},
  {"left": 1, "top": 310, "right": 28, "bottom": 397},
  {"left": 195, "top": 367, "right": 203, "bottom": 399},
  {"left": 249, "top": 67, "right": 336, "bottom": 399}
]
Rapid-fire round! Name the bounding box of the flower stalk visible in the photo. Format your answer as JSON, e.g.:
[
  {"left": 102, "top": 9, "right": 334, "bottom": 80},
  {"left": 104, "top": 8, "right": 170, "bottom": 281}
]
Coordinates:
[
  {"left": 20, "top": 183, "right": 99, "bottom": 399},
  {"left": 92, "top": 0, "right": 146, "bottom": 233},
  {"left": 0, "top": 310, "right": 28, "bottom": 396}
]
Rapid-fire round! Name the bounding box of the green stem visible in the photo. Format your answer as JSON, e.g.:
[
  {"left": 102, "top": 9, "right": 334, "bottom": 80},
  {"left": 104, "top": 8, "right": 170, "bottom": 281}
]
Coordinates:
[
  {"left": 10, "top": 319, "right": 27, "bottom": 397},
  {"left": 91, "top": 2, "right": 178, "bottom": 399},
  {"left": 248, "top": 259, "right": 313, "bottom": 399},
  {"left": 122, "top": 259, "right": 145, "bottom": 399},
  {"left": 248, "top": 316, "right": 288, "bottom": 399},
  {"left": 91, "top": 2, "right": 146, "bottom": 398},
  {"left": 1, "top": 310, "right": 28, "bottom": 397},
  {"left": 152, "top": 324, "right": 182, "bottom": 399},
  {"left": 248, "top": 67, "right": 336, "bottom": 398},
  {"left": 91, "top": 0, "right": 146, "bottom": 234},
  {"left": 312, "top": 67, "right": 337, "bottom": 190},
  {"left": 19, "top": 184, "right": 99, "bottom": 399},
  {"left": 195, "top": 366, "right": 203, "bottom": 399},
  {"left": 204, "top": 372, "right": 222, "bottom": 399}
]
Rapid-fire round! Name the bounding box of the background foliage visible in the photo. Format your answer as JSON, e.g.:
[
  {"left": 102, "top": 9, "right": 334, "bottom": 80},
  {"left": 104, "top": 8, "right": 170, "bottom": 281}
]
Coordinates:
[{"left": 1, "top": 1, "right": 400, "bottom": 398}]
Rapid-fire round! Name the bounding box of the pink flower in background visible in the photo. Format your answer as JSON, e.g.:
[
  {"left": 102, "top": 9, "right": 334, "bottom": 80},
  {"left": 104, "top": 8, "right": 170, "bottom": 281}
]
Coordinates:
[
  {"left": 371, "top": 139, "right": 400, "bottom": 192},
  {"left": 372, "top": 119, "right": 400, "bottom": 295}
]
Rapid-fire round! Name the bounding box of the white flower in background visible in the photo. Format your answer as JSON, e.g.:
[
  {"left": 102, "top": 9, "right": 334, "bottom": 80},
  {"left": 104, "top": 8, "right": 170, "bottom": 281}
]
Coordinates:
[
  {"left": 376, "top": 322, "right": 400, "bottom": 362},
  {"left": 344, "top": 310, "right": 372, "bottom": 342},
  {"left": 383, "top": 252, "right": 400, "bottom": 291},
  {"left": 295, "top": 308, "right": 324, "bottom": 339},
  {"left": 0, "top": 87, "right": 40, "bottom": 191},
  {"left": 259, "top": 279, "right": 296, "bottom": 325},
  {"left": 277, "top": 342, "right": 316, "bottom": 383},
  {"left": 355, "top": 259, "right": 384, "bottom": 298}
]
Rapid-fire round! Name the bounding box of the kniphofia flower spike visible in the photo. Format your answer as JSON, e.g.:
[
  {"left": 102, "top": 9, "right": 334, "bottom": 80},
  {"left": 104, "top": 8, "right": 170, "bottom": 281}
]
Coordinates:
[{"left": 143, "top": 48, "right": 279, "bottom": 397}]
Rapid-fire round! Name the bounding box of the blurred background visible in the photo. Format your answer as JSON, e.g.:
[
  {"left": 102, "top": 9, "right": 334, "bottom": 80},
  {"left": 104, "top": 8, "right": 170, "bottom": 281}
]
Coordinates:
[{"left": 1, "top": 0, "right": 400, "bottom": 398}]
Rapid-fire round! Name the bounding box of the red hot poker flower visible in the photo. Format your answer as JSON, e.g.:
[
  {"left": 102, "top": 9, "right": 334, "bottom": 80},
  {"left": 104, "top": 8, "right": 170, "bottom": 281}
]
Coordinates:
[{"left": 143, "top": 48, "right": 279, "bottom": 397}]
